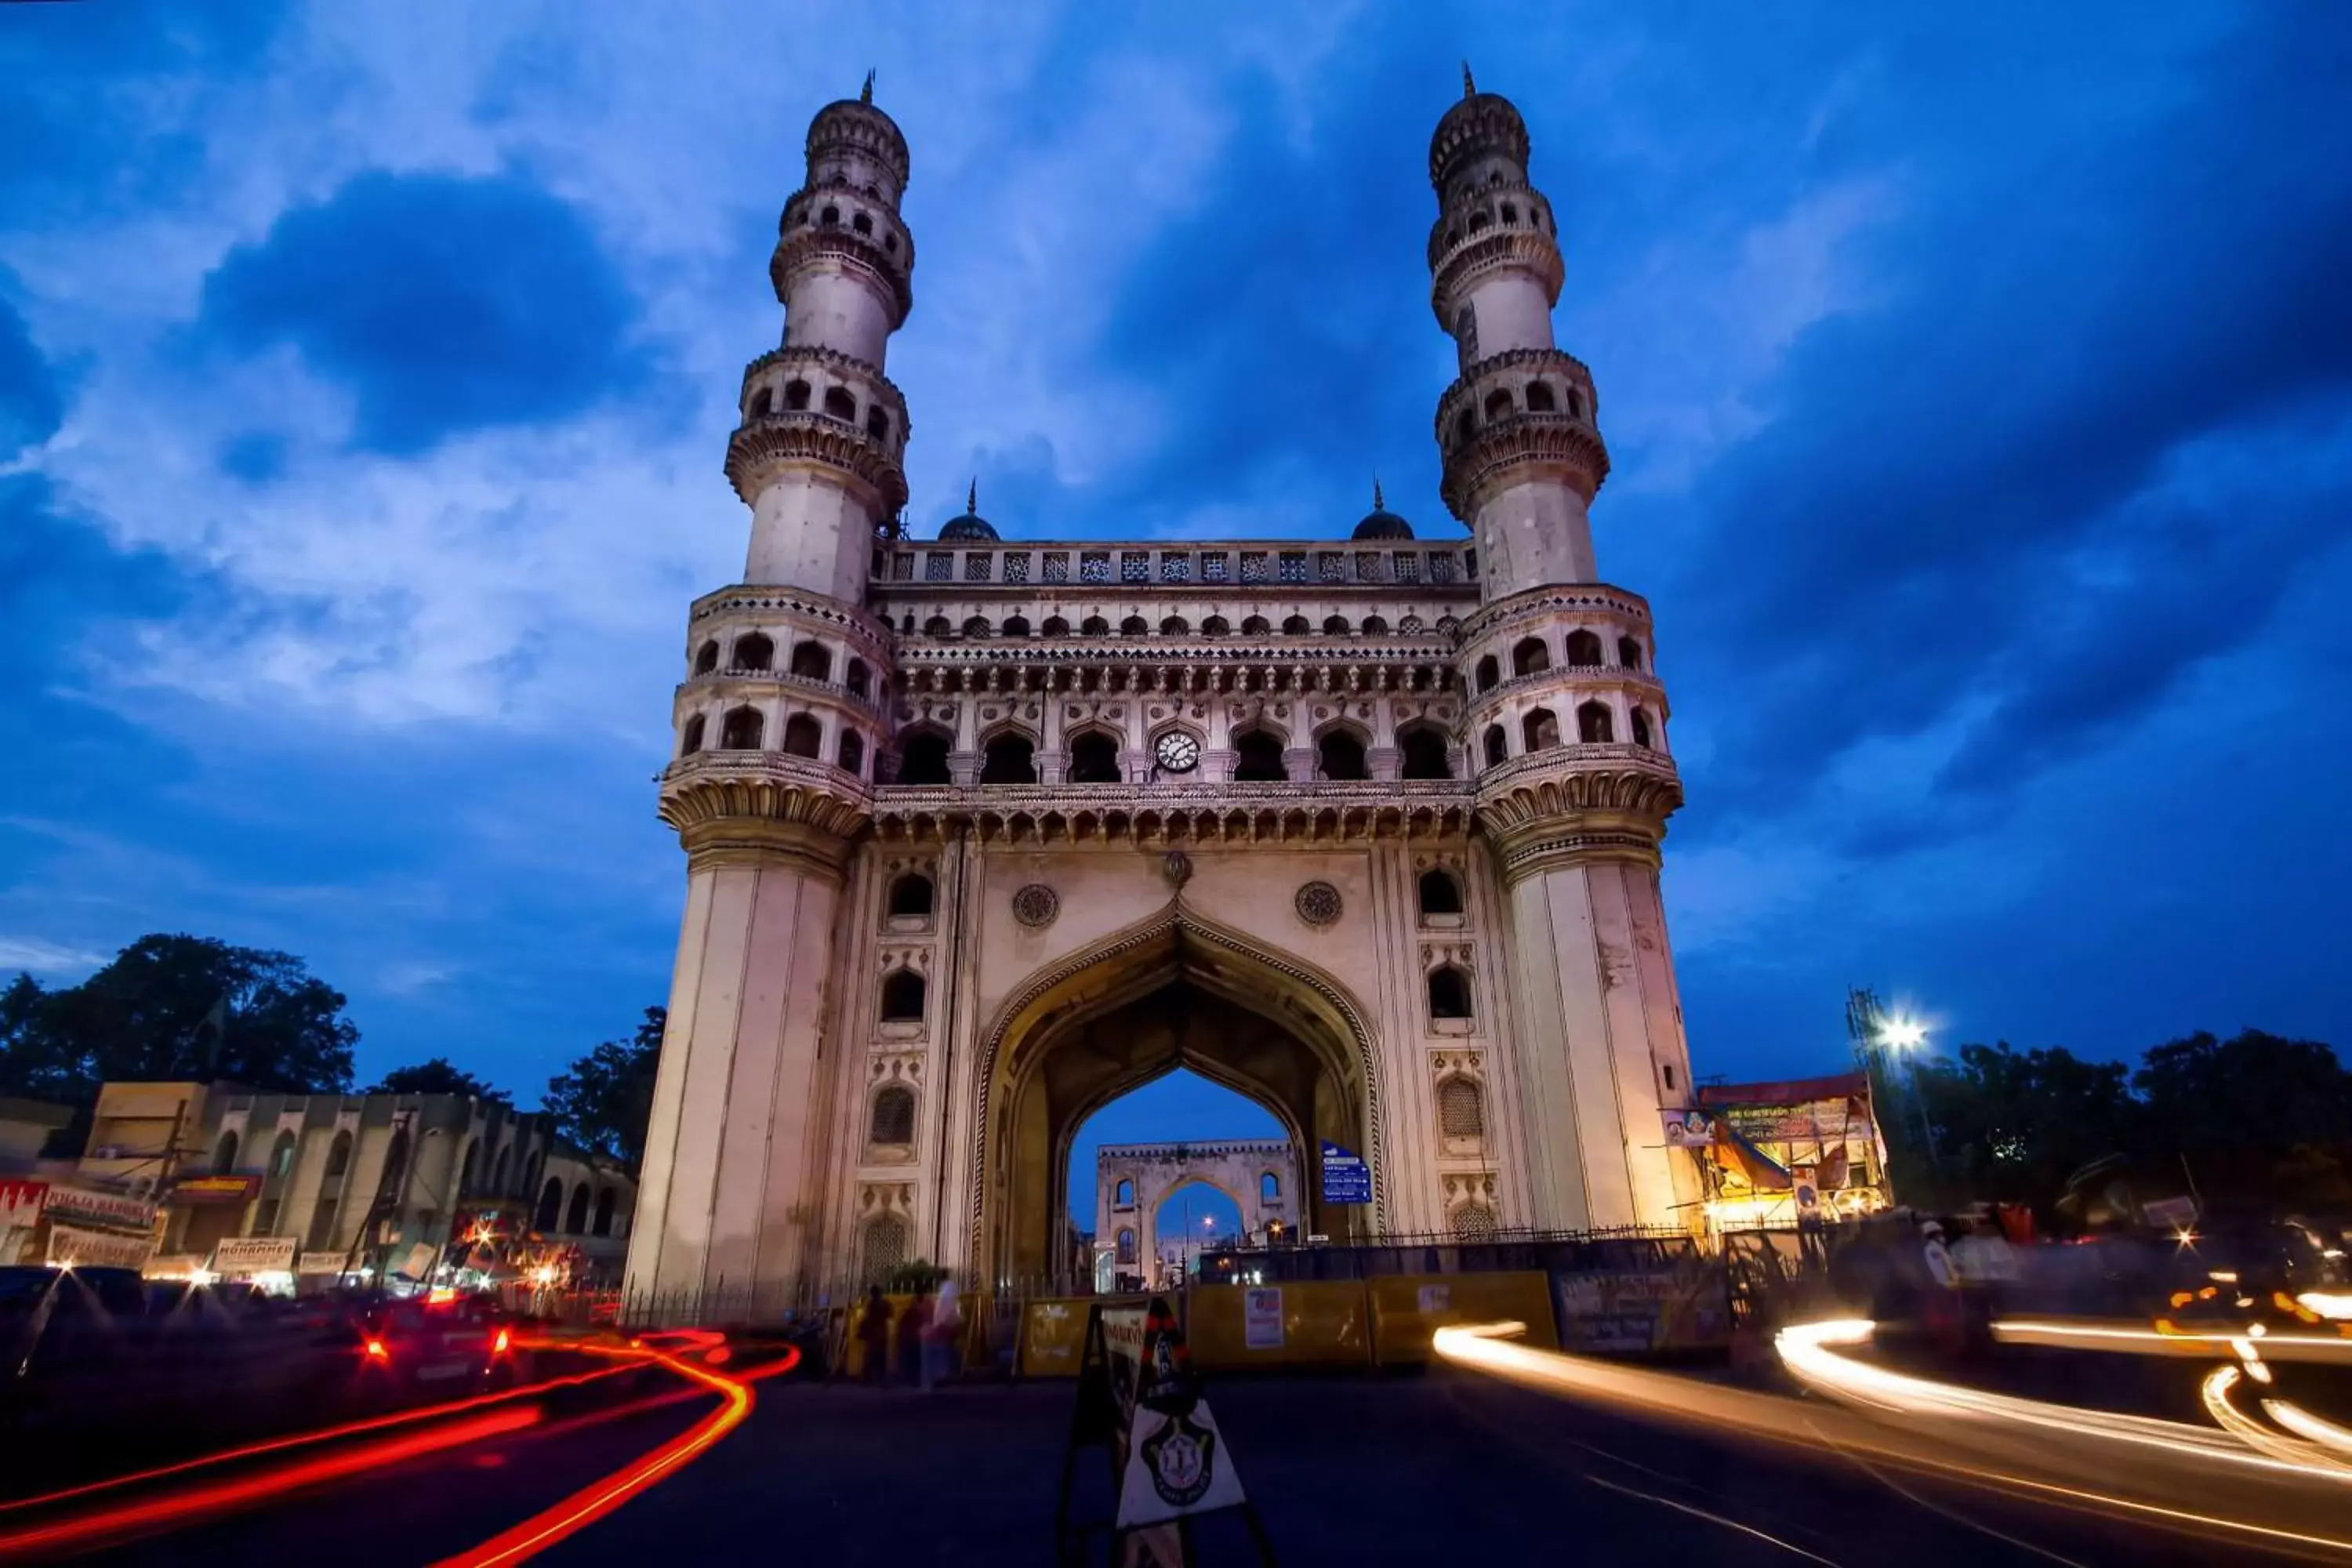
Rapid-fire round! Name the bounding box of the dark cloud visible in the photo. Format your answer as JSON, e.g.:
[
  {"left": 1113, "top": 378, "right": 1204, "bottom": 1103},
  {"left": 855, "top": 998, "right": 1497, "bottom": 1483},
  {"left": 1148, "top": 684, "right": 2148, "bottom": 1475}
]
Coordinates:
[{"left": 198, "top": 171, "right": 650, "bottom": 455}]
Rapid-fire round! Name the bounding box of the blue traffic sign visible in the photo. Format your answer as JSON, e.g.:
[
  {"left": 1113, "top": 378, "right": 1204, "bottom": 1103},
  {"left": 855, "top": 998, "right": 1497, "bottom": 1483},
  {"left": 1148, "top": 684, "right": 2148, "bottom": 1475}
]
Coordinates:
[{"left": 1319, "top": 1140, "right": 1371, "bottom": 1204}]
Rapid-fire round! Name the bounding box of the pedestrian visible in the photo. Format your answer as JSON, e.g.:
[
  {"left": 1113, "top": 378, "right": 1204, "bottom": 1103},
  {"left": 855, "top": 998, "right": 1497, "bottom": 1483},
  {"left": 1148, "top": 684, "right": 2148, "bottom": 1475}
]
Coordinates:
[
  {"left": 898, "top": 1286, "right": 931, "bottom": 1384},
  {"left": 922, "top": 1277, "right": 961, "bottom": 1392},
  {"left": 858, "top": 1284, "right": 891, "bottom": 1385}
]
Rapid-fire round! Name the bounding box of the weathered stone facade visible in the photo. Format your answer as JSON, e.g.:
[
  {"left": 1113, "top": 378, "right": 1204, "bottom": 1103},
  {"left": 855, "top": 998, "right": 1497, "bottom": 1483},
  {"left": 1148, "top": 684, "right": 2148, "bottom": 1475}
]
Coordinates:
[{"left": 627, "top": 78, "right": 1701, "bottom": 1303}]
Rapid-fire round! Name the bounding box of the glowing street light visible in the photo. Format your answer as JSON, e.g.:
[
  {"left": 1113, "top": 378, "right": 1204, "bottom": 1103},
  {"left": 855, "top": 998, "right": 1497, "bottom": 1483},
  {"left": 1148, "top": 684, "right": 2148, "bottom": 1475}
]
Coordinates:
[{"left": 1878, "top": 1018, "right": 1928, "bottom": 1051}]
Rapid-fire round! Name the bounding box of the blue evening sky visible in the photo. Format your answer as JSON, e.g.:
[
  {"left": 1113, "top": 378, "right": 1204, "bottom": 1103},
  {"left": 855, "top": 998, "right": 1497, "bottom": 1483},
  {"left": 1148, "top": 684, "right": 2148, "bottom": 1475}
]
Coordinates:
[{"left": 5, "top": 4, "right": 2349, "bottom": 1192}]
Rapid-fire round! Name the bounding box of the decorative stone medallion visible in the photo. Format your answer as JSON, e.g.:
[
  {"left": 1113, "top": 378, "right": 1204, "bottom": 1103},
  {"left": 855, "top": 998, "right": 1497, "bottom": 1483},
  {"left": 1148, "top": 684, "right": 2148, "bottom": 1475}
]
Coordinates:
[
  {"left": 1294, "top": 880, "right": 1344, "bottom": 927},
  {"left": 1011, "top": 884, "right": 1060, "bottom": 928}
]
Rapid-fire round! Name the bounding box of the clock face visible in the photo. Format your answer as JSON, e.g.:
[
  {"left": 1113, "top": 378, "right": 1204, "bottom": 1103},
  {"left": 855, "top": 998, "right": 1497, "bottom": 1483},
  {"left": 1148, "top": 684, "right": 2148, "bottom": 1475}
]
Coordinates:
[{"left": 1154, "top": 731, "right": 1202, "bottom": 774}]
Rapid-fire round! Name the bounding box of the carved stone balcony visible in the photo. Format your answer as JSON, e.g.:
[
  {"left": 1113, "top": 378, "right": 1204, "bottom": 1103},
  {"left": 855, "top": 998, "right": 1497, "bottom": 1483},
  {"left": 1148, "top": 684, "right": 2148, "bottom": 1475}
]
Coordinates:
[{"left": 724, "top": 410, "right": 909, "bottom": 514}]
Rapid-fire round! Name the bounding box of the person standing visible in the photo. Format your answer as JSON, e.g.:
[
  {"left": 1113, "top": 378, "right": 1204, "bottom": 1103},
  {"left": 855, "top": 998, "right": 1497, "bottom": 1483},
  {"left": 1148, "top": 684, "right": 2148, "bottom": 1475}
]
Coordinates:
[
  {"left": 898, "top": 1287, "right": 931, "bottom": 1385},
  {"left": 921, "top": 1278, "right": 961, "bottom": 1392},
  {"left": 858, "top": 1285, "right": 892, "bottom": 1385}
]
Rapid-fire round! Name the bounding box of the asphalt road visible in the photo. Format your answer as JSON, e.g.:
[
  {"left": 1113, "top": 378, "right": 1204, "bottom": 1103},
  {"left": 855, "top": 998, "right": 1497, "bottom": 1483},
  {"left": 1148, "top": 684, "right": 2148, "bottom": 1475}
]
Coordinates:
[{"left": 77, "top": 1366, "right": 2241, "bottom": 1566}]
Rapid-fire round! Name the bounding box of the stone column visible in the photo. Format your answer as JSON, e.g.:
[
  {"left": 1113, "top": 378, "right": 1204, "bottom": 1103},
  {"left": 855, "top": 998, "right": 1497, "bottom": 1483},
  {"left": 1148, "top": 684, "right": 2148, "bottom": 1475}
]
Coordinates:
[{"left": 628, "top": 812, "right": 855, "bottom": 1306}]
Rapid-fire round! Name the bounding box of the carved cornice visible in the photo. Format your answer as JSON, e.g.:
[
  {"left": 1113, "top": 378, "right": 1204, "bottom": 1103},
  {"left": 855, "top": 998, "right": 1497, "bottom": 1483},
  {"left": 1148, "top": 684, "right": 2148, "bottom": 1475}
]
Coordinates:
[
  {"left": 806, "top": 100, "right": 911, "bottom": 187},
  {"left": 659, "top": 753, "right": 872, "bottom": 873},
  {"left": 1463, "top": 665, "right": 1669, "bottom": 727},
  {"left": 689, "top": 585, "right": 898, "bottom": 652},
  {"left": 1454, "top": 583, "right": 1652, "bottom": 648},
  {"left": 741, "top": 346, "right": 909, "bottom": 425},
  {"left": 768, "top": 226, "right": 913, "bottom": 325},
  {"left": 1473, "top": 747, "right": 1682, "bottom": 881},
  {"left": 871, "top": 782, "right": 1474, "bottom": 846},
  {"left": 1440, "top": 412, "right": 1611, "bottom": 517},
  {"left": 1429, "top": 228, "right": 1564, "bottom": 323},
  {"left": 724, "top": 413, "right": 909, "bottom": 513},
  {"left": 1426, "top": 181, "right": 1548, "bottom": 269}
]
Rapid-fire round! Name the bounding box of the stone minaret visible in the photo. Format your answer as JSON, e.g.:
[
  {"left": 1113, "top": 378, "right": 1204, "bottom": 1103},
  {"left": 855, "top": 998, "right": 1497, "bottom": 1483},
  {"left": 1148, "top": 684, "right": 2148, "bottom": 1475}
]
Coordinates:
[
  {"left": 625, "top": 82, "right": 911, "bottom": 1306},
  {"left": 1436, "top": 74, "right": 1697, "bottom": 1230}
]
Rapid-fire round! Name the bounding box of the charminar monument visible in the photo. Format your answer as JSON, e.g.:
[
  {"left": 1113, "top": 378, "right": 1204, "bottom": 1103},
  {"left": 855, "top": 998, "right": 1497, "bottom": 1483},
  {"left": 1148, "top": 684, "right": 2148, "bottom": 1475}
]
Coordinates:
[{"left": 626, "top": 72, "right": 1700, "bottom": 1302}]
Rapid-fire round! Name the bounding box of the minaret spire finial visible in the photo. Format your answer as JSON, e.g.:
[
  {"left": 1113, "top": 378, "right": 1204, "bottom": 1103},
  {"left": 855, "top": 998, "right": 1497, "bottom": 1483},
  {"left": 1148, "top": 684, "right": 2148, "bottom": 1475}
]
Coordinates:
[
  {"left": 967, "top": 477, "right": 978, "bottom": 514},
  {"left": 1373, "top": 476, "right": 1385, "bottom": 510},
  {"left": 1462, "top": 60, "right": 1475, "bottom": 99},
  {"left": 861, "top": 69, "right": 874, "bottom": 104}
]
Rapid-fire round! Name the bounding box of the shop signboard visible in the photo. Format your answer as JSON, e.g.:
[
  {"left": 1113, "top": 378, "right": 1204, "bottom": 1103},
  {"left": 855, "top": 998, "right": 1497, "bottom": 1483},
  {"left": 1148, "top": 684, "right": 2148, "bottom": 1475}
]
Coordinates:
[
  {"left": 297, "top": 1251, "right": 350, "bottom": 1276},
  {"left": 48, "top": 1221, "right": 158, "bottom": 1270},
  {"left": 1550, "top": 1250, "right": 1731, "bottom": 1355},
  {"left": 42, "top": 1184, "right": 156, "bottom": 1231},
  {"left": 171, "top": 1174, "right": 261, "bottom": 1206},
  {"left": 1318, "top": 1140, "right": 1370, "bottom": 1205},
  {"left": 1243, "top": 1287, "right": 1284, "bottom": 1349},
  {"left": 212, "top": 1236, "right": 298, "bottom": 1276},
  {"left": 1660, "top": 1109, "right": 1715, "bottom": 1149},
  {"left": 1, "top": 1178, "right": 48, "bottom": 1230}
]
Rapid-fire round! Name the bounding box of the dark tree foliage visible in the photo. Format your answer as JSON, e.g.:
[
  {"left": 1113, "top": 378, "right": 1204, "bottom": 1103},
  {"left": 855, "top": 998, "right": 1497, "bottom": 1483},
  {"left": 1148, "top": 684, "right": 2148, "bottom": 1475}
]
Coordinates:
[
  {"left": 0, "top": 935, "right": 358, "bottom": 1107},
  {"left": 544, "top": 1007, "right": 665, "bottom": 1174},
  {"left": 1888, "top": 1029, "right": 2352, "bottom": 1217},
  {"left": 370, "top": 1057, "right": 507, "bottom": 1103}
]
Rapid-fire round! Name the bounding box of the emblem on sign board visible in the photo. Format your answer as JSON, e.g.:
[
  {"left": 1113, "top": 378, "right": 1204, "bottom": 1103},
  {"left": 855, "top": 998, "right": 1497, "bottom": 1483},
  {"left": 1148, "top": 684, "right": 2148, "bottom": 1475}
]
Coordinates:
[{"left": 1143, "top": 1413, "right": 1217, "bottom": 1508}]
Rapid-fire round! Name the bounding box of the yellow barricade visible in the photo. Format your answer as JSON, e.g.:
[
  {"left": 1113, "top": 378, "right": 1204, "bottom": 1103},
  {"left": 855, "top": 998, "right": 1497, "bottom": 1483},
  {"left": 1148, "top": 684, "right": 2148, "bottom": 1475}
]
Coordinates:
[
  {"left": 1186, "top": 1280, "right": 1371, "bottom": 1370},
  {"left": 1367, "top": 1272, "right": 1559, "bottom": 1365},
  {"left": 1018, "top": 1297, "right": 1096, "bottom": 1377}
]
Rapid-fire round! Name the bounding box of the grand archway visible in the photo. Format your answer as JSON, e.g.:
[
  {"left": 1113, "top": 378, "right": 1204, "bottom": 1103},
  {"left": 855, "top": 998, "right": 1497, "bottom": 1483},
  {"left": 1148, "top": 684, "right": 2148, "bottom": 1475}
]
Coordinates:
[{"left": 971, "top": 906, "right": 1382, "bottom": 1289}]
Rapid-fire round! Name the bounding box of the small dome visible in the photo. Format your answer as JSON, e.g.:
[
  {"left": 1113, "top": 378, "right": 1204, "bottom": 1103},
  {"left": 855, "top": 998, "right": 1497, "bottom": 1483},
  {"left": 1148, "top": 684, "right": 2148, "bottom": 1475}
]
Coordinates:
[
  {"left": 1351, "top": 481, "right": 1414, "bottom": 540},
  {"left": 939, "top": 479, "right": 998, "bottom": 541}
]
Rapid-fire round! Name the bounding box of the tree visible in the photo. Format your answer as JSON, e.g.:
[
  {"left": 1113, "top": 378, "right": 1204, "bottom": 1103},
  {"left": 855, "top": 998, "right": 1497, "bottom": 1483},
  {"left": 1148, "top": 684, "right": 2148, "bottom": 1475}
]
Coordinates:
[
  {"left": 1907, "top": 1042, "right": 2138, "bottom": 1209},
  {"left": 0, "top": 935, "right": 358, "bottom": 1107},
  {"left": 544, "top": 1007, "right": 665, "bottom": 1173},
  {"left": 370, "top": 1057, "right": 507, "bottom": 1103}
]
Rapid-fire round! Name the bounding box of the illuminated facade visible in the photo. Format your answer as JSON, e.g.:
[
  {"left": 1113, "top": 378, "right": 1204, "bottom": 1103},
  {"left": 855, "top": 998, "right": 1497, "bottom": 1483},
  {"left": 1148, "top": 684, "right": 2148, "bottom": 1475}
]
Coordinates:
[{"left": 628, "top": 76, "right": 1701, "bottom": 1304}]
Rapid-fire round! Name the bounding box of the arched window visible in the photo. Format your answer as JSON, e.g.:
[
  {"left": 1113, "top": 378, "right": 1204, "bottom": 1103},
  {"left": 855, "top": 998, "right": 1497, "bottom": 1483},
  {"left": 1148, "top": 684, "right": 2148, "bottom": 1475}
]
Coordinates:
[
  {"left": 1451, "top": 1203, "right": 1498, "bottom": 1240},
  {"left": 1566, "top": 389, "right": 1585, "bottom": 420},
  {"left": 880, "top": 969, "right": 926, "bottom": 1022},
  {"left": 851, "top": 210, "right": 873, "bottom": 235},
  {"left": 822, "top": 386, "right": 857, "bottom": 422},
  {"left": 1399, "top": 727, "right": 1451, "bottom": 780},
  {"left": 1042, "top": 616, "right": 1070, "bottom": 637},
  {"left": 1524, "top": 380, "right": 1556, "bottom": 412},
  {"left": 819, "top": 205, "right": 840, "bottom": 226},
  {"left": 860, "top": 1214, "right": 908, "bottom": 1283},
  {"left": 1160, "top": 615, "right": 1189, "bottom": 635},
  {"left": 1428, "top": 965, "right": 1472, "bottom": 1018},
  {"left": 1512, "top": 637, "right": 1548, "bottom": 676},
  {"left": 1565, "top": 630, "right": 1603, "bottom": 666},
  {"left": 838, "top": 729, "right": 866, "bottom": 774},
  {"left": 1281, "top": 615, "right": 1311, "bottom": 635},
  {"left": 1439, "top": 1076, "right": 1485, "bottom": 1138},
  {"left": 458, "top": 1140, "right": 481, "bottom": 1196},
  {"left": 923, "top": 615, "right": 952, "bottom": 637},
  {"left": 789, "top": 641, "right": 831, "bottom": 681},
  {"left": 1080, "top": 616, "right": 1109, "bottom": 637},
  {"left": 1234, "top": 729, "right": 1287, "bottom": 782},
  {"left": 1454, "top": 407, "right": 1475, "bottom": 446},
  {"left": 1114, "top": 1178, "right": 1134, "bottom": 1207},
  {"left": 564, "top": 1184, "right": 590, "bottom": 1234},
  {"left": 870, "top": 1085, "right": 915, "bottom": 1144},
  {"left": 1241, "top": 615, "right": 1270, "bottom": 634},
  {"left": 783, "top": 379, "right": 811, "bottom": 412},
  {"left": 887, "top": 873, "right": 934, "bottom": 917},
  {"left": 964, "top": 616, "right": 992, "bottom": 638},
  {"left": 1318, "top": 729, "right": 1369, "bottom": 780},
  {"left": 491, "top": 1143, "right": 512, "bottom": 1196},
  {"left": 1475, "top": 654, "right": 1500, "bottom": 691},
  {"left": 1483, "top": 387, "right": 1514, "bottom": 420},
  {"left": 981, "top": 731, "right": 1037, "bottom": 785},
  {"left": 694, "top": 640, "right": 719, "bottom": 675},
  {"left": 1202, "top": 615, "right": 1229, "bottom": 636},
  {"left": 1631, "top": 709, "right": 1653, "bottom": 749},
  {"left": 535, "top": 1178, "right": 563, "bottom": 1232},
  {"left": 1361, "top": 615, "right": 1388, "bottom": 636},
  {"left": 210, "top": 1131, "right": 240, "bottom": 1174},
  {"left": 1120, "top": 615, "right": 1149, "bottom": 636},
  {"left": 1483, "top": 724, "right": 1508, "bottom": 767},
  {"left": 1522, "top": 708, "right": 1559, "bottom": 752},
  {"left": 1418, "top": 869, "right": 1464, "bottom": 916},
  {"left": 1002, "top": 615, "right": 1031, "bottom": 637},
  {"left": 1116, "top": 1228, "right": 1136, "bottom": 1265},
  {"left": 1259, "top": 1171, "right": 1280, "bottom": 1202},
  {"left": 324, "top": 1131, "right": 352, "bottom": 1180},
  {"left": 748, "top": 387, "right": 773, "bottom": 420},
  {"left": 844, "top": 659, "right": 870, "bottom": 699},
  {"left": 681, "top": 714, "right": 706, "bottom": 756},
  {"left": 1577, "top": 700, "right": 1614, "bottom": 744},
  {"left": 896, "top": 730, "right": 952, "bottom": 784},
  {"left": 733, "top": 632, "right": 774, "bottom": 672},
  {"left": 782, "top": 713, "right": 822, "bottom": 757},
  {"left": 1617, "top": 636, "right": 1643, "bottom": 670},
  {"left": 380, "top": 1127, "right": 409, "bottom": 1192},
  {"left": 1322, "top": 615, "right": 1350, "bottom": 635},
  {"left": 1067, "top": 731, "right": 1121, "bottom": 784},
  {"left": 721, "top": 706, "right": 767, "bottom": 750}
]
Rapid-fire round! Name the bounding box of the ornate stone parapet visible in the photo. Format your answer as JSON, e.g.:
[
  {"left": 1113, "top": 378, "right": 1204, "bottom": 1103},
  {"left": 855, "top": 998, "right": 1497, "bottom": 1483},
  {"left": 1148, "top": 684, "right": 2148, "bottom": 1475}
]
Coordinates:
[
  {"left": 724, "top": 412, "right": 909, "bottom": 514},
  {"left": 659, "top": 751, "right": 873, "bottom": 877}
]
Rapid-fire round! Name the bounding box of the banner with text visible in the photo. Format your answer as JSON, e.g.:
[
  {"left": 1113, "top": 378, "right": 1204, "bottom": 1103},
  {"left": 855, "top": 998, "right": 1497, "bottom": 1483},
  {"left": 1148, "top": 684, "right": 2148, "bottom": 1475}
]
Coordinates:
[
  {"left": 212, "top": 1236, "right": 299, "bottom": 1276},
  {"left": 48, "top": 1222, "right": 158, "bottom": 1269}
]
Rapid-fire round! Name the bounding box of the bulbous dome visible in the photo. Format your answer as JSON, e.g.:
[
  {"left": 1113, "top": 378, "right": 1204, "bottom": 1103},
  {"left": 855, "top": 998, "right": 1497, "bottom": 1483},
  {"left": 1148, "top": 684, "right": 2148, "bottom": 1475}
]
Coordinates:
[
  {"left": 939, "top": 480, "right": 997, "bottom": 541},
  {"left": 1429, "top": 70, "right": 1530, "bottom": 190},
  {"left": 1351, "top": 481, "right": 1414, "bottom": 540}
]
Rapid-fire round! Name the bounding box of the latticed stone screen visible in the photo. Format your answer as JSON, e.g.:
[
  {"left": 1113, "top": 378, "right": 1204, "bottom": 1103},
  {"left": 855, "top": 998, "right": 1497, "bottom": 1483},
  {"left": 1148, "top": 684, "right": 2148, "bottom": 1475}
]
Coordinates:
[
  {"left": 1438, "top": 1076, "right": 1485, "bottom": 1139},
  {"left": 1450, "top": 1203, "right": 1498, "bottom": 1240},
  {"left": 869, "top": 1086, "right": 916, "bottom": 1145},
  {"left": 860, "top": 1214, "right": 909, "bottom": 1282}
]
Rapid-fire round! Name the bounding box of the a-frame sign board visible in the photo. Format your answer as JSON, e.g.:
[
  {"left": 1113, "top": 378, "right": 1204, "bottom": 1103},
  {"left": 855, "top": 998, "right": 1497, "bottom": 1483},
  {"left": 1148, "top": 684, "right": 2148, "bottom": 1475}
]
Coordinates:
[{"left": 1054, "top": 1297, "right": 1276, "bottom": 1567}]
